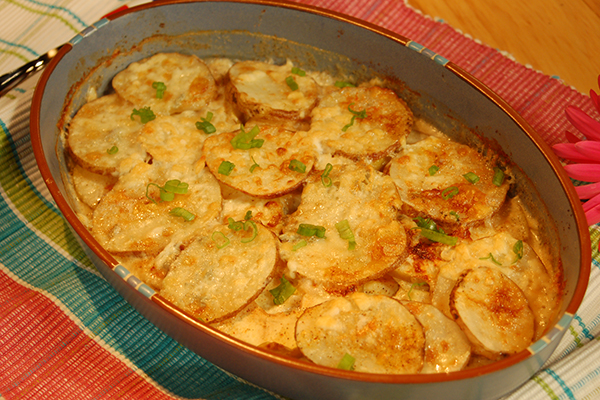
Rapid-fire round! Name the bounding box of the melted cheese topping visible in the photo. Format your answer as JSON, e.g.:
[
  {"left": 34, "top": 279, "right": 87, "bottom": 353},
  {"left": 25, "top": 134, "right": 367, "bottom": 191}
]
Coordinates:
[{"left": 65, "top": 52, "right": 563, "bottom": 375}]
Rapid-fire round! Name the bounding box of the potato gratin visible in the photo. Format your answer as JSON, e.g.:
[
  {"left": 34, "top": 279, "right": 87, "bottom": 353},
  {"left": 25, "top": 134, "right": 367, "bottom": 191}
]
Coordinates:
[{"left": 64, "top": 52, "right": 563, "bottom": 374}]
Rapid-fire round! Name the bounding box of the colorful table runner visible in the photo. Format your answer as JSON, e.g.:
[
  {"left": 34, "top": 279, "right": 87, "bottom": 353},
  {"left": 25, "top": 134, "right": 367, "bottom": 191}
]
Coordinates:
[{"left": 1, "top": 0, "right": 599, "bottom": 399}]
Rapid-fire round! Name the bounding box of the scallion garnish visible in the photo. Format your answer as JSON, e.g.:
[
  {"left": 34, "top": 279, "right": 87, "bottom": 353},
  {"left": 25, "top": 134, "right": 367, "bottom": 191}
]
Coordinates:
[
  {"left": 218, "top": 161, "right": 235, "bottom": 176},
  {"left": 450, "top": 211, "right": 460, "bottom": 221},
  {"left": 211, "top": 231, "right": 230, "bottom": 249},
  {"left": 107, "top": 145, "right": 119, "bottom": 155},
  {"left": 269, "top": 276, "right": 296, "bottom": 305},
  {"left": 244, "top": 210, "right": 253, "bottom": 220},
  {"left": 293, "top": 240, "right": 307, "bottom": 251},
  {"left": 285, "top": 76, "right": 299, "bottom": 91},
  {"left": 321, "top": 163, "right": 333, "bottom": 187},
  {"left": 441, "top": 186, "right": 459, "bottom": 200},
  {"left": 250, "top": 156, "right": 260, "bottom": 173},
  {"left": 289, "top": 159, "right": 306, "bottom": 173},
  {"left": 493, "top": 167, "right": 505, "bottom": 187},
  {"left": 131, "top": 107, "right": 156, "bottom": 124},
  {"left": 463, "top": 172, "right": 480, "bottom": 184},
  {"left": 413, "top": 217, "right": 458, "bottom": 246},
  {"left": 334, "top": 81, "right": 355, "bottom": 88},
  {"left": 337, "top": 353, "right": 356, "bottom": 370},
  {"left": 291, "top": 67, "right": 306, "bottom": 76},
  {"left": 479, "top": 252, "right": 502, "bottom": 266},
  {"left": 196, "top": 112, "right": 216, "bottom": 134},
  {"left": 145, "top": 180, "right": 190, "bottom": 204},
  {"left": 231, "top": 125, "right": 264, "bottom": 150},
  {"left": 169, "top": 207, "right": 196, "bottom": 221},
  {"left": 228, "top": 217, "right": 243, "bottom": 231},
  {"left": 241, "top": 219, "right": 258, "bottom": 243},
  {"left": 428, "top": 165, "right": 439, "bottom": 176},
  {"left": 342, "top": 103, "right": 367, "bottom": 132},
  {"left": 407, "top": 282, "right": 427, "bottom": 300},
  {"left": 335, "top": 219, "right": 356, "bottom": 250},
  {"left": 297, "top": 223, "right": 326, "bottom": 238},
  {"left": 152, "top": 81, "right": 167, "bottom": 99},
  {"left": 513, "top": 240, "right": 524, "bottom": 263}
]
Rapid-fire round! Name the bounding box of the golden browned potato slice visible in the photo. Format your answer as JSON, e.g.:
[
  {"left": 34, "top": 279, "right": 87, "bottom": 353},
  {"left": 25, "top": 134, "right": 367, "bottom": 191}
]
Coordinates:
[
  {"left": 159, "top": 221, "right": 278, "bottom": 323},
  {"left": 92, "top": 162, "right": 222, "bottom": 255},
  {"left": 112, "top": 52, "right": 217, "bottom": 115},
  {"left": 67, "top": 94, "right": 146, "bottom": 176},
  {"left": 307, "top": 86, "right": 413, "bottom": 169},
  {"left": 70, "top": 164, "right": 117, "bottom": 209},
  {"left": 295, "top": 292, "right": 425, "bottom": 374},
  {"left": 279, "top": 162, "right": 406, "bottom": 289},
  {"left": 227, "top": 60, "right": 319, "bottom": 121},
  {"left": 450, "top": 267, "right": 535, "bottom": 359},
  {"left": 403, "top": 301, "right": 471, "bottom": 373},
  {"left": 388, "top": 135, "right": 510, "bottom": 225},
  {"left": 203, "top": 125, "right": 315, "bottom": 198}
]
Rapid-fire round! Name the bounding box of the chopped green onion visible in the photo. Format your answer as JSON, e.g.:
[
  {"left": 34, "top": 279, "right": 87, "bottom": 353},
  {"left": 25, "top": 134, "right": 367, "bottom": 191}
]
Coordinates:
[
  {"left": 285, "top": 76, "right": 299, "bottom": 91},
  {"left": 211, "top": 231, "right": 230, "bottom": 249},
  {"left": 493, "top": 167, "right": 505, "bottom": 186},
  {"left": 441, "top": 186, "right": 459, "bottom": 200},
  {"left": 321, "top": 163, "right": 333, "bottom": 187},
  {"left": 249, "top": 156, "right": 260, "bottom": 173},
  {"left": 337, "top": 353, "right": 356, "bottom": 370},
  {"left": 479, "top": 252, "right": 502, "bottom": 266},
  {"left": 291, "top": 67, "right": 306, "bottom": 76},
  {"left": 269, "top": 276, "right": 296, "bottom": 305},
  {"left": 196, "top": 112, "right": 216, "bottom": 134},
  {"left": 163, "top": 179, "right": 189, "bottom": 194},
  {"left": 293, "top": 240, "right": 307, "bottom": 251},
  {"left": 463, "top": 172, "right": 480, "bottom": 184},
  {"left": 413, "top": 217, "right": 458, "bottom": 246},
  {"left": 297, "top": 223, "right": 326, "bottom": 238},
  {"left": 231, "top": 125, "right": 264, "bottom": 150},
  {"left": 335, "top": 219, "right": 356, "bottom": 250},
  {"left": 241, "top": 219, "right": 258, "bottom": 243},
  {"left": 152, "top": 81, "right": 167, "bottom": 99},
  {"left": 107, "top": 145, "right": 119, "bottom": 155},
  {"left": 413, "top": 216, "right": 438, "bottom": 231},
  {"left": 169, "top": 207, "right": 196, "bottom": 221},
  {"left": 131, "top": 107, "right": 156, "bottom": 124},
  {"left": 334, "top": 81, "right": 355, "bottom": 88},
  {"left": 228, "top": 217, "right": 243, "bottom": 231},
  {"left": 428, "top": 165, "right": 439, "bottom": 176},
  {"left": 244, "top": 210, "right": 253, "bottom": 220},
  {"left": 450, "top": 211, "right": 460, "bottom": 221},
  {"left": 342, "top": 103, "right": 367, "bottom": 132},
  {"left": 513, "top": 240, "right": 524, "bottom": 263},
  {"left": 289, "top": 159, "right": 306, "bottom": 173},
  {"left": 218, "top": 161, "right": 235, "bottom": 176},
  {"left": 407, "top": 282, "right": 427, "bottom": 300}
]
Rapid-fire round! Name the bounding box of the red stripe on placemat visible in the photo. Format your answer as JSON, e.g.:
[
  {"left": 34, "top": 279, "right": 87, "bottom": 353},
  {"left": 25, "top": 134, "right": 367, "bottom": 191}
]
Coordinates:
[{"left": 0, "top": 270, "right": 172, "bottom": 400}]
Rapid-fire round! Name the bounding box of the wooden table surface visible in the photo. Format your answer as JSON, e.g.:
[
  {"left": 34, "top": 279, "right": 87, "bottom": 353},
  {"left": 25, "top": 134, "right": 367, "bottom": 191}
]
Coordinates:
[{"left": 407, "top": 0, "right": 600, "bottom": 95}]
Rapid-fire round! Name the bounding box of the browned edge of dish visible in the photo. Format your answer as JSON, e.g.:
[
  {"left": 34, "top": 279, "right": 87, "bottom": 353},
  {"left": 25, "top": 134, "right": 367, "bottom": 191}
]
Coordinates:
[{"left": 29, "top": 0, "right": 592, "bottom": 386}]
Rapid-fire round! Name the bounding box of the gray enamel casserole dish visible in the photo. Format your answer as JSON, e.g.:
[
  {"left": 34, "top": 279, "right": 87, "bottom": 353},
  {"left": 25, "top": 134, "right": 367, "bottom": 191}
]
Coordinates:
[{"left": 30, "top": 1, "right": 591, "bottom": 399}]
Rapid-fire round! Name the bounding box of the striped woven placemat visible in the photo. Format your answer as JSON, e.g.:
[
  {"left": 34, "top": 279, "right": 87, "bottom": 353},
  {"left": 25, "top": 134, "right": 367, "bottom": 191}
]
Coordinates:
[{"left": 1, "top": 0, "right": 598, "bottom": 399}]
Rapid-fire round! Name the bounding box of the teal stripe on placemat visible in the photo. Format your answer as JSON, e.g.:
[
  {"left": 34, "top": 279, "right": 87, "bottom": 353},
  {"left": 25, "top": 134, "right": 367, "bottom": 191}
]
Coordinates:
[
  {"left": 20, "top": 0, "right": 87, "bottom": 27},
  {"left": 2, "top": 0, "right": 83, "bottom": 34}
]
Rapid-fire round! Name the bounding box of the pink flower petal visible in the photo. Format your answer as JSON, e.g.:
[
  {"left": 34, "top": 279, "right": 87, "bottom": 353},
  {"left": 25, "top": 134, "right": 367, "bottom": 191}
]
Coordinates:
[
  {"left": 566, "top": 105, "right": 600, "bottom": 141},
  {"left": 565, "top": 130, "right": 582, "bottom": 143},
  {"left": 563, "top": 163, "right": 600, "bottom": 182},
  {"left": 575, "top": 182, "right": 600, "bottom": 199},
  {"left": 575, "top": 140, "right": 600, "bottom": 160},
  {"left": 585, "top": 203, "right": 600, "bottom": 225},
  {"left": 583, "top": 192, "right": 600, "bottom": 212},
  {"left": 591, "top": 89, "right": 600, "bottom": 115},
  {"left": 553, "top": 143, "right": 599, "bottom": 163}
]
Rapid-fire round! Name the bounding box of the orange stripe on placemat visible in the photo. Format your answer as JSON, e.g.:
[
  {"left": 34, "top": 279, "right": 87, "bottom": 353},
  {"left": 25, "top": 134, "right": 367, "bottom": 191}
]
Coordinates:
[{"left": 0, "top": 270, "right": 173, "bottom": 400}]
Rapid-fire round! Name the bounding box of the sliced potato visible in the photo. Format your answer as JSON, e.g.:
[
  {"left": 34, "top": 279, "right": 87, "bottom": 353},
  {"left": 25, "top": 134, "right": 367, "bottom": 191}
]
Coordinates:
[
  {"left": 279, "top": 162, "right": 406, "bottom": 288},
  {"left": 67, "top": 93, "right": 146, "bottom": 176},
  {"left": 388, "top": 135, "right": 510, "bottom": 225},
  {"left": 450, "top": 267, "right": 535, "bottom": 359},
  {"left": 295, "top": 292, "right": 425, "bottom": 374},
  {"left": 403, "top": 301, "right": 471, "bottom": 373},
  {"left": 307, "top": 86, "right": 413, "bottom": 169},
  {"left": 112, "top": 52, "right": 217, "bottom": 115},
  {"left": 203, "top": 125, "right": 314, "bottom": 198},
  {"left": 227, "top": 60, "right": 319, "bottom": 121},
  {"left": 160, "top": 221, "right": 278, "bottom": 323},
  {"left": 70, "top": 163, "right": 117, "bottom": 209},
  {"left": 92, "top": 162, "right": 222, "bottom": 255}
]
